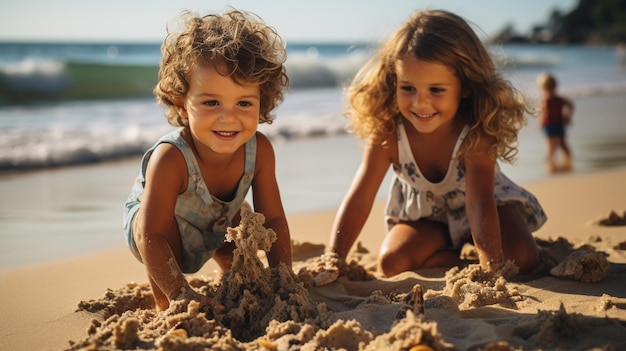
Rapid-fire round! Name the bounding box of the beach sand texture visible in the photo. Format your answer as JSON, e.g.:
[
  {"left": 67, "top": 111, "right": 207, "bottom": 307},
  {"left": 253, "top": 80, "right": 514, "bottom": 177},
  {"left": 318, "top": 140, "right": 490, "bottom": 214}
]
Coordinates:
[{"left": 1, "top": 167, "right": 625, "bottom": 351}]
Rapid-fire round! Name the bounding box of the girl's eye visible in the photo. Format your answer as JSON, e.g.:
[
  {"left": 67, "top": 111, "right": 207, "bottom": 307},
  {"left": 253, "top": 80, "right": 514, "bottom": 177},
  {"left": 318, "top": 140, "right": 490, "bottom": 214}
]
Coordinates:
[
  {"left": 399, "top": 85, "right": 416, "bottom": 93},
  {"left": 203, "top": 100, "right": 219, "bottom": 107},
  {"left": 238, "top": 101, "right": 253, "bottom": 107},
  {"left": 430, "top": 87, "right": 445, "bottom": 94}
]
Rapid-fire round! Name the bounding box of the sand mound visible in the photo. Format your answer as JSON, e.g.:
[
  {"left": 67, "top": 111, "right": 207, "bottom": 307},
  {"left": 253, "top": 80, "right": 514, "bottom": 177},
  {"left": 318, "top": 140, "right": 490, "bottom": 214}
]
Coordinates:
[
  {"left": 593, "top": 210, "right": 626, "bottom": 226},
  {"left": 69, "top": 206, "right": 447, "bottom": 350},
  {"left": 68, "top": 208, "right": 626, "bottom": 350},
  {"left": 425, "top": 261, "right": 520, "bottom": 310},
  {"left": 549, "top": 250, "right": 610, "bottom": 283}
]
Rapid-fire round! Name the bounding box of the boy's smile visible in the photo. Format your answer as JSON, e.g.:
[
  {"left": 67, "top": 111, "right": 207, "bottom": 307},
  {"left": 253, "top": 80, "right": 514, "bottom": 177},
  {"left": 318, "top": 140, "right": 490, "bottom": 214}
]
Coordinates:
[{"left": 176, "top": 62, "right": 261, "bottom": 156}]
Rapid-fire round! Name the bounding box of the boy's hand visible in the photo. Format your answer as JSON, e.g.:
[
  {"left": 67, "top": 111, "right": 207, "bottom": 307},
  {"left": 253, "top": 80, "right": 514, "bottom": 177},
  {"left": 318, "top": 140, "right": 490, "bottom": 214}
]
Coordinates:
[{"left": 167, "top": 287, "right": 224, "bottom": 314}]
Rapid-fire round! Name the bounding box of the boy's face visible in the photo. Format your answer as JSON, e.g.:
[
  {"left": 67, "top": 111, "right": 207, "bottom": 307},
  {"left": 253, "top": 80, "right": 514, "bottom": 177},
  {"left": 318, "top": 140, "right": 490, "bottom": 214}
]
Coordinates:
[
  {"left": 395, "top": 55, "right": 467, "bottom": 135},
  {"left": 176, "top": 62, "right": 260, "bottom": 155}
]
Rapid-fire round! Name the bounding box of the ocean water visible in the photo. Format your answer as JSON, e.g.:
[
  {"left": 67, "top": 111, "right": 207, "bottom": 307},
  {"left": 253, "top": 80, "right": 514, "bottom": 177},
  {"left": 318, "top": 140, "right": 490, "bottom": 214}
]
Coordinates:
[{"left": 2, "top": 41, "right": 625, "bottom": 172}]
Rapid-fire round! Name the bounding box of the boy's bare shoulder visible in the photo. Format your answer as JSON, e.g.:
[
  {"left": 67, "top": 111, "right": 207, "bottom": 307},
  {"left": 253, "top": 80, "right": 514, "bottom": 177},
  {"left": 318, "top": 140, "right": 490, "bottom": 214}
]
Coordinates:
[
  {"left": 150, "top": 142, "right": 185, "bottom": 166},
  {"left": 254, "top": 132, "right": 275, "bottom": 153}
]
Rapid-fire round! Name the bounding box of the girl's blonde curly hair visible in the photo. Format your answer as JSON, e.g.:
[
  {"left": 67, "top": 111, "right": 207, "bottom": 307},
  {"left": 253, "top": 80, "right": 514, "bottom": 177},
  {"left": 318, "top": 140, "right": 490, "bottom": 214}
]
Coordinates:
[
  {"left": 347, "top": 10, "right": 528, "bottom": 163},
  {"left": 155, "top": 10, "right": 289, "bottom": 127}
]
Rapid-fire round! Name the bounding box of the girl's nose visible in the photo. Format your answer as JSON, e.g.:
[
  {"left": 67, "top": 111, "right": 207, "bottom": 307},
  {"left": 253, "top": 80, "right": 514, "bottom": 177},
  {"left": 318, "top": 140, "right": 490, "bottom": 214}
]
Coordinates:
[{"left": 412, "top": 91, "right": 426, "bottom": 108}]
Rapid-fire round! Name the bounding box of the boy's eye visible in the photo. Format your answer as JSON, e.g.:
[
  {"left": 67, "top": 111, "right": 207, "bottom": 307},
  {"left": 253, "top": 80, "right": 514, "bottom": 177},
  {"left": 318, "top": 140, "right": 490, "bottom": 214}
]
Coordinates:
[
  {"left": 238, "top": 101, "right": 253, "bottom": 107},
  {"left": 430, "top": 87, "right": 445, "bottom": 94}
]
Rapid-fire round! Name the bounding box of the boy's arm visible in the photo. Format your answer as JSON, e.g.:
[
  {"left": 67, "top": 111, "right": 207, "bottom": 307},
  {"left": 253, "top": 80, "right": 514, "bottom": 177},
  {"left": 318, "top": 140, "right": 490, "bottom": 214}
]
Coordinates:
[
  {"left": 252, "top": 133, "right": 292, "bottom": 267},
  {"left": 135, "top": 144, "right": 196, "bottom": 301},
  {"left": 329, "top": 141, "right": 391, "bottom": 261},
  {"left": 463, "top": 140, "right": 503, "bottom": 271}
]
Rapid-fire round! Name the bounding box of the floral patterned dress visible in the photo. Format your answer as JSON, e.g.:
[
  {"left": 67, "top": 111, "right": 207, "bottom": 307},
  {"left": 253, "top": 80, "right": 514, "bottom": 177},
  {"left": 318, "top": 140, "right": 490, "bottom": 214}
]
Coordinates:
[{"left": 385, "top": 118, "right": 547, "bottom": 248}]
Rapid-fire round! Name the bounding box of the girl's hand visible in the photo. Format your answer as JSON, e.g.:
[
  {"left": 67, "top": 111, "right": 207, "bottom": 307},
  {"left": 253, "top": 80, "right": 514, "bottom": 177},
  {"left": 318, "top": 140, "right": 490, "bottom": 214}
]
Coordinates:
[
  {"left": 483, "top": 259, "right": 504, "bottom": 273},
  {"left": 311, "top": 252, "right": 342, "bottom": 286}
]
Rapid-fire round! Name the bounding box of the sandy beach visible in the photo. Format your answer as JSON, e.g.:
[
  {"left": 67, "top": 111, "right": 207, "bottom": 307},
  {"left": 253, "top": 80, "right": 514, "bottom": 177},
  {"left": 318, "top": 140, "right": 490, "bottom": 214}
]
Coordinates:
[
  {"left": 0, "top": 163, "right": 625, "bottom": 350},
  {"left": 2, "top": 5, "right": 626, "bottom": 347}
]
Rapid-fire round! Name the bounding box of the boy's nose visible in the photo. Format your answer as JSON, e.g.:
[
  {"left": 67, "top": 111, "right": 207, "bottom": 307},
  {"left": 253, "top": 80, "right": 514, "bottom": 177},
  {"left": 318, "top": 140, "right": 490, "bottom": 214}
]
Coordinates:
[{"left": 219, "top": 107, "right": 236, "bottom": 121}]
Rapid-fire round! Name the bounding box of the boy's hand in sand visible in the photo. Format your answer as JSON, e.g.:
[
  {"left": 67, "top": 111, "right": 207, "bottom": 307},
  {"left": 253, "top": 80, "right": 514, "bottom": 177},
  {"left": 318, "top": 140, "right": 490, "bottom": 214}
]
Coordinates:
[
  {"left": 167, "top": 287, "right": 224, "bottom": 314},
  {"left": 312, "top": 252, "right": 342, "bottom": 286}
]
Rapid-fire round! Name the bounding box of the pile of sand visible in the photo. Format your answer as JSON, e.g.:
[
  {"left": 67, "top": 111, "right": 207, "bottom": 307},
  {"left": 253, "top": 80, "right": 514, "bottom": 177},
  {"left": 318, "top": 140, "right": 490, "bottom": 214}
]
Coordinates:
[{"left": 68, "top": 207, "right": 626, "bottom": 351}]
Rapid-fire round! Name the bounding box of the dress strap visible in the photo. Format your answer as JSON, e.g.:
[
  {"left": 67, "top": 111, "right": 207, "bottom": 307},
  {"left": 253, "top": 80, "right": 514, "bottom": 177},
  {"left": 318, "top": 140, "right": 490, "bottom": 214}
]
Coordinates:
[
  {"left": 395, "top": 118, "right": 412, "bottom": 165},
  {"left": 451, "top": 125, "right": 470, "bottom": 159}
]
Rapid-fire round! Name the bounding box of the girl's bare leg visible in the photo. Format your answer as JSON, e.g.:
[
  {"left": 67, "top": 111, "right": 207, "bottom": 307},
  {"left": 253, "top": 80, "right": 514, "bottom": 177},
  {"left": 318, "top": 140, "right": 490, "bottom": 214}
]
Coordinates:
[
  {"left": 378, "top": 219, "right": 459, "bottom": 277},
  {"left": 498, "top": 204, "right": 539, "bottom": 274}
]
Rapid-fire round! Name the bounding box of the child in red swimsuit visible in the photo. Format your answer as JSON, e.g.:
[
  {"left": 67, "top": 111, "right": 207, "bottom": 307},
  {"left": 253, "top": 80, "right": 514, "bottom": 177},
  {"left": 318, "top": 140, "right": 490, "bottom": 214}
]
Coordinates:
[{"left": 537, "top": 73, "right": 575, "bottom": 172}]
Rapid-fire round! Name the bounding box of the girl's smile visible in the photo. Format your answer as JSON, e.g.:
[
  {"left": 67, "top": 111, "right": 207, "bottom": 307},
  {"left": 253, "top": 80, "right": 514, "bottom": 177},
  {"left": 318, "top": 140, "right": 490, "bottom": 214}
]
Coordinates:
[
  {"left": 415, "top": 112, "right": 438, "bottom": 119},
  {"left": 395, "top": 56, "right": 466, "bottom": 134}
]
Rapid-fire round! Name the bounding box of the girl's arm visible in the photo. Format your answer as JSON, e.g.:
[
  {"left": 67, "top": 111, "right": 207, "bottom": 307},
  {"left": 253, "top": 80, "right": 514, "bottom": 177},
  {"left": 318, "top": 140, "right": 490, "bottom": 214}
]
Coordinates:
[
  {"left": 252, "top": 133, "right": 292, "bottom": 267},
  {"left": 134, "top": 144, "right": 200, "bottom": 302},
  {"left": 329, "top": 141, "right": 392, "bottom": 261},
  {"left": 463, "top": 141, "right": 504, "bottom": 271}
]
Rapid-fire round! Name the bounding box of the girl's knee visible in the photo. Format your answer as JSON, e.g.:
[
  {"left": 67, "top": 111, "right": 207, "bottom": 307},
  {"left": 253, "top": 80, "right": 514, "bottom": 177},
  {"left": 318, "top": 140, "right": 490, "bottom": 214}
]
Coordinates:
[
  {"left": 498, "top": 205, "right": 539, "bottom": 272},
  {"left": 378, "top": 251, "right": 410, "bottom": 277},
  {"left": 503, "top": 238, "right": 539, "bottom": 274},
  {"left": 511, "top": 243, "right": 540, "bottom": 274}
]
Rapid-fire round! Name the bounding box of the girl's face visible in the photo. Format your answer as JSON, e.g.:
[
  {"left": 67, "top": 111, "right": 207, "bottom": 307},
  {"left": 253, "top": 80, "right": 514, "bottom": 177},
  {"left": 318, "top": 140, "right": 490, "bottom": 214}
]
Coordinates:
[
  {"left": 395, "top": 55, "right": 466, "bottom": 134},
  {"left": 177, "top": 63, "right": 260, "bottom": 155}
]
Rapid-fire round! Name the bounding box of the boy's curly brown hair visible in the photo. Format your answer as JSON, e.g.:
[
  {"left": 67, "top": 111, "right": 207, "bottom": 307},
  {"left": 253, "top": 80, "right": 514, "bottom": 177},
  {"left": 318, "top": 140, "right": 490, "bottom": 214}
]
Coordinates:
[{"left": 154, "top": 10, "right": 289, "bottom": 127}]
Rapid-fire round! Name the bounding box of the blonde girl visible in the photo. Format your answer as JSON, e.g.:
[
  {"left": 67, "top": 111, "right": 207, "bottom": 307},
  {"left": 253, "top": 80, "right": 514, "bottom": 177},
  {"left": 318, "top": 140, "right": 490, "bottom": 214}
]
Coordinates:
[{"left": 325, "top": 10, "right": 546, "bottom": 281}]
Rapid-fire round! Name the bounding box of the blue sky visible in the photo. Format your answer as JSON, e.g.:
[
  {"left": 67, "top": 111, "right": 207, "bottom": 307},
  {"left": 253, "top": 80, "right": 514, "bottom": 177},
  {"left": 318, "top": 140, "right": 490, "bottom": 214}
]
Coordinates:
[{"left": 0, "top": 0, "right": 577, "bottom": 43}]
